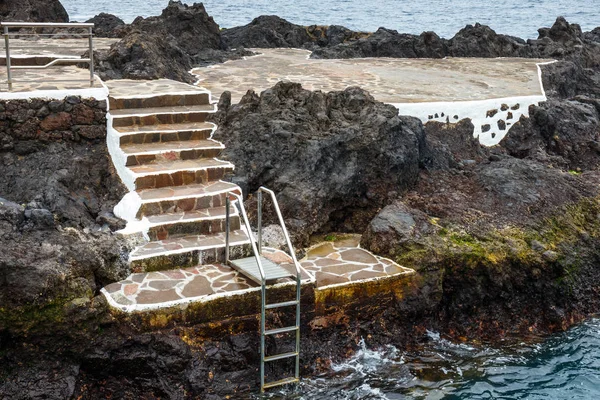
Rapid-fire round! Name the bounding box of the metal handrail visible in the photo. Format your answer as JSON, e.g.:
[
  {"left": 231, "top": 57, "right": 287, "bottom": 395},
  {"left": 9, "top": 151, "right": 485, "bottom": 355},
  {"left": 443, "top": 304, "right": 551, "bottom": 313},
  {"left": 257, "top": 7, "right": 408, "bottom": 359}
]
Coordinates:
[
  {"left": 256, "top": 186, "right": 302, "bottom": 382},
  {"left": 1, "top": 22, "right": 95, "bottom": 90},
  {"left": 225, "top": 191, "right": 267, "bottom": 283}
]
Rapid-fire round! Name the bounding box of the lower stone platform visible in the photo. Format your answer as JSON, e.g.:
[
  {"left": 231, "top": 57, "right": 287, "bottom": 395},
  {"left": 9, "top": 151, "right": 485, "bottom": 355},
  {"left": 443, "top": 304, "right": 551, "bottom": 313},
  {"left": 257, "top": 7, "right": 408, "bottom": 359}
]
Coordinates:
[{"left": 102, "top": 235, "right": 415, "bottom": 314}]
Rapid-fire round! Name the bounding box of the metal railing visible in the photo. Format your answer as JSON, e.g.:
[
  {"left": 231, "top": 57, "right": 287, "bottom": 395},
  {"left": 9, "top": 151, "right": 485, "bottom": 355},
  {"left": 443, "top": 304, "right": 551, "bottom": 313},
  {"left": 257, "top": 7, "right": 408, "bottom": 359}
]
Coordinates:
[
  {"left": 224, "top": 187, "right": 303, "bottom": 392},
  {"left": 1, "top": 22, "right": 95, "bottom": 90}
]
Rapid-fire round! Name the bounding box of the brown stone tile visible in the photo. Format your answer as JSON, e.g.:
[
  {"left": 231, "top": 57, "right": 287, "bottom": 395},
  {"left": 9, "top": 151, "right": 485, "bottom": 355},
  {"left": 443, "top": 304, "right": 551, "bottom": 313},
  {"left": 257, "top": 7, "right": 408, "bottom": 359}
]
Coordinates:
[
  {"left": 350, "top": 270, "right": 386, "bottom": 281},
  {"left": 315, "top": 271, "right": 350, "bottom": 287},
  {"left": 339, "top": 249, "right": 378, "bottom": 264},
  {"left": 181, "top": 275, "right": 213, "bottom": 298},
  {"left": 148, "top": 280, "right": 180, "bottom": 290},
  {"left": 136, "top": 289, "right": 182, "bottom": 304},
  {"left": 322, "top": 263, "right": 366, "bottom": 276}
]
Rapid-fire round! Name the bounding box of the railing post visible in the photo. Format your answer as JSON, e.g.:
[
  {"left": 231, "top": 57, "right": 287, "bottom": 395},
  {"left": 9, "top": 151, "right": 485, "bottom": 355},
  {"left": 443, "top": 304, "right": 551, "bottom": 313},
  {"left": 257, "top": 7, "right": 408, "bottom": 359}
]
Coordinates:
[
  {"left": 88, "top": 26, "right": 94, "bottom": 87},
  {"left": 3, "top": 26, "right": 12, "bottom": 91},
  {"left": 257, "top": 190, "right": 263, "bottom": 255},
  {"left": 225, "top": 195, "right": 231, "bottom": 263}
]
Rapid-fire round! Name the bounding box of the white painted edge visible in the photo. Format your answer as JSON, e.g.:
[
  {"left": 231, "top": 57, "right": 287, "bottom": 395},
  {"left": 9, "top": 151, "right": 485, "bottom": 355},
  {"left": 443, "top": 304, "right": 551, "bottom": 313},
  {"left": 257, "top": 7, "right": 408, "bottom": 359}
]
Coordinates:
[
  {"left": 316, "top": 269, "right": 416, "bottom": 291},
  {"left": 101, "top": 277, "right": 314, "bottom": 313}
]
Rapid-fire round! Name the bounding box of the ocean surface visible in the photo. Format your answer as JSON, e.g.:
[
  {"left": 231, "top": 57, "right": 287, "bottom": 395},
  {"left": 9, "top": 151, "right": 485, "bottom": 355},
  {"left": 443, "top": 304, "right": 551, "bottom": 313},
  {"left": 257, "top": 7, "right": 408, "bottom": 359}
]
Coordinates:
[
  {"left": 265, "top": 318, "right": 600, "bottom": 399},
  {"left": 61, "top": 0, "right": 600, "bottom": 39}
]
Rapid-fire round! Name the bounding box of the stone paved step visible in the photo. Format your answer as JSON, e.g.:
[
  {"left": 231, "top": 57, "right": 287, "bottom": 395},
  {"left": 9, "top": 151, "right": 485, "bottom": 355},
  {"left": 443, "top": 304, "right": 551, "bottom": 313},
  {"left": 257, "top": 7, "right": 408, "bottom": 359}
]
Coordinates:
[
  {"left": 130, "top": 229, "right": 252, "bottom": 272},
  {"left": 109, "top": 92, "right": 211, "bottom": 110},
  {"left": 116, "top": 122, "right": 215, "bottom": 146},
  {"left": 101, "top": 264, "right": 259, "bottom": 312},
  {"left": 122, "top": 139, "right": 224, "bottom": 166},
  {"left": 111, "top": 104, "right": 215, "bottom": 127},
  {"left": 147, "top": 206, "right": 241, "bottom": 241},
  {"left": 131, "top": 158, "right": 234, "bottom": 190},
  {"left": 136, "top": 181, "right": 241, "bottom": 218}
]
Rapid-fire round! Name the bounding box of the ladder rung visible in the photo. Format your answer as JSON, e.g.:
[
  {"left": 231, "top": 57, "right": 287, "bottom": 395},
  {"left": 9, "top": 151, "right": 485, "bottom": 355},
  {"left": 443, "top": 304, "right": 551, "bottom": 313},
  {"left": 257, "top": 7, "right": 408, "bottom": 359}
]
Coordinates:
[
  {"left": 262, "top": 376, "right": 299, "bottom": 390},
  {"left": 264, "top": 351, "right": 298, "bottom": 362},
  {"left": 265, "top": 300, "right": 299, "bottom": 309},
  {"left": 265, "top": 326, "right": 299, "bottom": 336}
]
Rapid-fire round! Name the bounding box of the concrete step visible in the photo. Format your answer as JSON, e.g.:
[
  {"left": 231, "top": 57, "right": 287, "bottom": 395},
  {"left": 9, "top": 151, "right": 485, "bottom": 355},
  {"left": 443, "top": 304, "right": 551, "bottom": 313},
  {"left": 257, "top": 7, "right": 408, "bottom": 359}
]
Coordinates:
[
  {"left": 122, "top": 139, "right": 225, "bottom": 166},
  {"left": 109, "top": 92, "right": 211, "bottom": 110},
  {"left": 116, "top": 121, "right": 215, "bottom": 146},
  {"left": 130, "top": 158, "right": 234, "bottom": 190},
  {"left": 147, "top": 206, "right": 241, "bottom": 241},
  {"left": 129, "top": 229, "right": 252, "bottom": 272},
  {"left": 111, "top": 104, "right": 216, "bottom": 127},
  {"left": 136, "top": 181, "right": 241, "bottom": 218}
]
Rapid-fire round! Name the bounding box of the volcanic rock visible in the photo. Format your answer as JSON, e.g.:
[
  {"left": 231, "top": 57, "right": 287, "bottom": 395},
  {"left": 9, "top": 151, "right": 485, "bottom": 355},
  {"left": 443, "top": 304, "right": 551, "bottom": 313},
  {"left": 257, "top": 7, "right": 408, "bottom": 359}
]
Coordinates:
[
  {"left": 0, "top": 0, "right": 68, "bottom": 23},
  {"left": 85, "top": 13, "right": 127, "bottom": 38},
  {"left": 211, "top": 82, "right": 426, "bottom": 244}
]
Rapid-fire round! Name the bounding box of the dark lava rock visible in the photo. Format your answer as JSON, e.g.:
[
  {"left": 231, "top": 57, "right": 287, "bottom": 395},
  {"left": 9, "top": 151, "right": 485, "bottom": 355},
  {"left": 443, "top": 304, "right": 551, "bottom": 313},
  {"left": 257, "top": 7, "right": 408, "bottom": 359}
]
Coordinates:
[
  {"left": 85, "top": 13, "right": 127, "bottom": 38},
  {"left": 95, "top": 1, "right": 250, "bottom": 82},
  {"left": 361, "top": 200, "right": 435, "bottom": 257},
  {"left": 312, "top": 27, "right": 448, "bottom": 59},
  {"left": 222, "top": 15, "right": 313, "bottom": 49},
  {"left": 222, "top": 15, "right": 369, "bottom": 50},
  {"left": 448, "top": 23, "right": 533, "bottom": 57},
  {"left": 501, "top": 98, "right": 600, "bottom": 170},
  {"left": 211, "top": 82, "right": 425, "bottom": 245},
  {"left": 0, "top": 0, "right": 68, "bottom": 23}
]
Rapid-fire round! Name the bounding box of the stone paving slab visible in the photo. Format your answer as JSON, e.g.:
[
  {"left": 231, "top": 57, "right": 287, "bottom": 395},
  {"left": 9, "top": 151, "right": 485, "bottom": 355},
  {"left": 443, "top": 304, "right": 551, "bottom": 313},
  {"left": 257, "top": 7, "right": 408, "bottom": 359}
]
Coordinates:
[
  {"left": 0, "top": 65, "right": 103, "bottom": 92},
  {"left": 104, "top": 234, "right": 413, "bottom": 312},
  {"left": 1, "top": 38, "right": 117, "bottom": 57},
  {"left": 192, "top": 48, "right": 552, "bottom": 104},
  {"left": 105, "top": 79, "right": 211, "bottom": 98}
]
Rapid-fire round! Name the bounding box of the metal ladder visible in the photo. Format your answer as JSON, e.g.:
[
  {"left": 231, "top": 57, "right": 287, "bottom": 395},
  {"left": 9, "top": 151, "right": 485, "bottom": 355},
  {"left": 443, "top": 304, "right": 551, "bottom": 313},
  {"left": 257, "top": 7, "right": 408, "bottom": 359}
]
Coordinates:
[{"left": 225, "top": 187, "right": 302, "bottom": 393}]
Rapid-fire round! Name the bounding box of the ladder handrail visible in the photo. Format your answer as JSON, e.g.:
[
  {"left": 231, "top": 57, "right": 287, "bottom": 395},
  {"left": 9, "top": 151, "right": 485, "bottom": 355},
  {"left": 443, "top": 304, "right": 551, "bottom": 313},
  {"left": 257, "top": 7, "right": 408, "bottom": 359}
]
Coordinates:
[
  {"left": 225, "top": 192, "right": 267, "bottom": 283},
  {"left": 256, "top": 187, "right": 302, "bottom": 283}
]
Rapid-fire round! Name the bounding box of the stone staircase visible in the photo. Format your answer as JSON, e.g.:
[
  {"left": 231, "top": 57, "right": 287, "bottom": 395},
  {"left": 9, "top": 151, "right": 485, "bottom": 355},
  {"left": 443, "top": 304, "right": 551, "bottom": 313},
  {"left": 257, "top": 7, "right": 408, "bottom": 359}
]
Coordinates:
[{"left": 106, "top": 81, "right": 251, "bottom": 273}]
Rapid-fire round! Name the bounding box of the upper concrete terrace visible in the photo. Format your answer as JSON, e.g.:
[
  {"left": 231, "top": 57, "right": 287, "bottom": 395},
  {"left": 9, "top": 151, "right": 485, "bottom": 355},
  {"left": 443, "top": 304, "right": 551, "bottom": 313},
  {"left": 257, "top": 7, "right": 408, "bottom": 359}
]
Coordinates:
[
  {"left": 0, "top": 37, "right": 118, "bottom": 93},
  {"left": 192, "top": 48, "right": 555, "bottom": 145}
]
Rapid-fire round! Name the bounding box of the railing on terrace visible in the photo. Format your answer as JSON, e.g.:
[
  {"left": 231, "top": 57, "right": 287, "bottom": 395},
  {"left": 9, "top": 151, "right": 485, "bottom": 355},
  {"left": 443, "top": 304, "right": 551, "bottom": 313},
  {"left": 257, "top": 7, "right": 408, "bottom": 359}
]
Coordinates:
[{"left": 1, "top": 22, "right": 95, "bottom": 90}]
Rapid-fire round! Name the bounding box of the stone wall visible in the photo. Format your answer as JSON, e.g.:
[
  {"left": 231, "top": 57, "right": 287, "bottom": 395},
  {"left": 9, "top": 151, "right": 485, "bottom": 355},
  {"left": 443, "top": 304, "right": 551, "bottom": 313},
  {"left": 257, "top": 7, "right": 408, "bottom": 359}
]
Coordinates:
[{"left": 0, "top": 96, "right": 107, "bottom": 151}]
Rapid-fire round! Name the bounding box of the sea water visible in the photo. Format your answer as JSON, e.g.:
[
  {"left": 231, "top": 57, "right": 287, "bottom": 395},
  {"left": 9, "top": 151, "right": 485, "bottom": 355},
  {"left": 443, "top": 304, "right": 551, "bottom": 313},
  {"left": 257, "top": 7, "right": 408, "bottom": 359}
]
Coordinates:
[
  {"left": 61, "top": 0, "right": 599, "bottom": 39},
  {"left": 264, "top": 319, "right": 600, "bottom": 399}
]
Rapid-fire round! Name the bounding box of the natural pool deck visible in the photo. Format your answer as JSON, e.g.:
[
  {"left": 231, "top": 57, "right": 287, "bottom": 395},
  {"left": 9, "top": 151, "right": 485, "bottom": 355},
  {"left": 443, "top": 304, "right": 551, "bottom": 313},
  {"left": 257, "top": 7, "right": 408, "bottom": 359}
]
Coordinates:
[
  {"left": 193, "top": 48, "right": 552, "bottom": 103},
  {"left": 0, "top": 38, "right": 117, "bottom": 92},
  {"left": 102, "top": 235, "right": 415, "bottom": 313}
]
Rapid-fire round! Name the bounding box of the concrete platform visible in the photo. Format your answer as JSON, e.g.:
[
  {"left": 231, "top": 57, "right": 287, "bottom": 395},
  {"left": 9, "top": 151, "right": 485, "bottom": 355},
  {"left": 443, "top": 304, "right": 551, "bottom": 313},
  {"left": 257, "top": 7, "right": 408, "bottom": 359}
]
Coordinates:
[
  {"left": 192, "top": 48, "right": 555, "bottom": 146},
  {"left": 102, "top": 234, "right": 415, "bottom": 313},
  {"left": 192, "top": 48, "right": 552, "bottom": 104}
]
